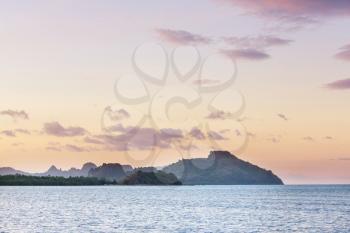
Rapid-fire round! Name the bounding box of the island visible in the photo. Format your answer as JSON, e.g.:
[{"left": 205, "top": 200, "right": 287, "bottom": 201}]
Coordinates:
[{"left": 0, "top": 151, "right": 283, "bottom": 185}]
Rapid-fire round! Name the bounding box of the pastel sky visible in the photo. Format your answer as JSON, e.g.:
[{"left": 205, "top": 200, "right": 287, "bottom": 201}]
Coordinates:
[{"left": 1, "top": 0, "right": 350, "bottom": 184}]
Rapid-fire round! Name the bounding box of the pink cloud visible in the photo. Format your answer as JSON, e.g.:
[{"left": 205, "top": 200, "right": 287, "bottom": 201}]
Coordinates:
[
  {"left": 46, "top": 143, "right": 93, "bottom": 152},
  {"left": 65, "top": 144, "right": 90, "bottom": 153},
  {"left": 0, "top": 110, "right": 29, "bottom": 121},
  {"left": 207, "top": 131, "right": 227, "bottom": 140},
  {"left": 43, "top": 122, "right": 87, "bottom": 137},
  {"left": 206, "top": 110, "right": 235, "bottom": 120},
  {"left": 189, "top": 127, "right": 206, "bottom": 140},
  {"left": 155, "top": 28, "right": 211, "bottom": 45},
  {"left": 89, "top": 124, "right": 212, "bottom": 151},
  {"left": 84, "top": 137, "right": 104, "bottom": 145},
  {"left": 221, "top": 48, "right": 270, "bottom": 60},
  {"left": 223, "top": 35, "right": 292, "bottom": 49},
  {"left": 221, "top": 0, "right": 350, "bottom": 16},
  {"left": 324, "top": 78, "right": 350, "bottom": 90},
  {"left": 46, "top": 146, "right": 62, "bottom": 152},
  {"left": 218, "top": 0, "right": 350, "bottom": 30},
  {"left": 105, "top": 106, "right": 130, "bottom": 121},
  {"left": 15, "top": 129, "right": 31, "bottom": 135},
  {"left": 335, "top": 44, "right": 350, "bottom": 61},
  {"left": 1, "top": 130, "right": 16, "bottom": 137}
]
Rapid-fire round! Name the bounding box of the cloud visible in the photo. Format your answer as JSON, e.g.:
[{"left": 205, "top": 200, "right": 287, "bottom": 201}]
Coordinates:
[
  {"left": 15, "top": 129, "right": 31, "bottom": 135},
  {"left": 247, "top": 132, "right": 256, "bottom": 138},
  {"left": 103, "top": 123, "right": 127, "bottom": 133},
  {"left": 189, "top": 127, "right": 206, "bottom": 140},
  {"left": 324, "top": 136, "right": 333, "bottom": 140},
  {"left": 105, "top": 106, "right": 130, "bottom": 121},
  {"left": 277, "top": 113, "right": 288, "bottom": 121},
  {"left": 335, "top": 45, "right": 350, "bottom": 61},
  {"left": 43, "top": 122, "right": 87, "bottom": 137},
  {"left": 0, "top": 110, "right": 29, "bottom": 121},
  {"left": 46, "top": 146, "right": 62, "bottom": 152},
  {"left": 220, "top": 129, "right": 231, "bottom": 134},
  {"left": 155, "top": 28, "right": 211, "bottom": 45},
  {"left": 218, "top": 0, "right": 350, "bottom": 30},
  {"left": 223, "top": 35, "right": 292, "bottom": 49},
  {"left": 207, "top": 131, "right": 227, "bottom": 140},
  {"left": 220, "top": 0, "right": 350, "bottom": 18},
  {"left": 302, "top": 136, "right": 314, "bottom": 141},
  {"left": 206, "top": 110, "right": 235, "bottom": 120},
  {"left": 65, "top": 144, "right": 90, "bottom": 153},
  {"left": 0, "top": 129, "right": 31, "bottom": 137},
  {"left": 324, "top": 78, "right": 350, "bottom": 90},
  {"left": 235, "top": 129, "right": 241, "bottom": 136},
  {"left": 1, "top": 130, "right": 16, "bottom": 137},
  {"left": 337, "top": 157, "right": 350, "bottom": 161},
  {"left": 159, "top": 128, "right": 184, "bottom": 141},
  {"left": 89, "top": 124, "right": 229, "bottom": 152},
  {"left": 95, "top": 129, "right": 158, "bottom": 151},
  {"left": 221, "top": 48, "right": 270, "bottom": 60},
  {"left": 93, "top": 125, "right": 185, "bottom": 151},
  {"left": 84, "top": 137, "right": 104, "bottom": 145},
  {"left": 46, "top": 143, "right": 93, "bottom": 152}
]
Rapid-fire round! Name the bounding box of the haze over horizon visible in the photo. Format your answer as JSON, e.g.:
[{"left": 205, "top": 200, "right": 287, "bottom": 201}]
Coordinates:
[{"left": 1, "top": 0, "right": 350, "bottom": 184}]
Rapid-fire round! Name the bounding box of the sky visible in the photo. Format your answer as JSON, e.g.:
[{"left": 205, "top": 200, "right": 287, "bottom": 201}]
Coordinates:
[{"left": 0, "top": 0, "right": 350, "bottom": 184}]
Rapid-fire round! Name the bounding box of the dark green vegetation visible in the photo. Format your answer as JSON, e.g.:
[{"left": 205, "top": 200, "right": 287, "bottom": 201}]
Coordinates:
[
  {"left": 122, "top": 171, "right": 182, "bottom": 185},
  {"left": 0, "top": 175, "right": 116, "bottom": 186}
]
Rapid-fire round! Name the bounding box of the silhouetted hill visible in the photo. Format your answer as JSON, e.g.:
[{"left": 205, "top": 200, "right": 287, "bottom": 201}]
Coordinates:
[
  {"left": 36, "top": 163, "right": 97, "bottom": 177},
  {"left": 88, "top": 163, "right": 126, "bottom": 182},
  {"left": 135, "top": 167, "right": 157, "bottom": 172},
  {"left": 81, "top": 163, "right": 98, "bottom": 176},
  {"left": 0, "top": 167, "right": 28, "bottom": 176},
  {"left": 163, "top": 151, "right": 283, "bottom": 185},
  {"left": 122, "top": 171, "right": 181, "bottom": 185},
  {"left": 122, "top": 165, "right": 134, "bottom": 174}
]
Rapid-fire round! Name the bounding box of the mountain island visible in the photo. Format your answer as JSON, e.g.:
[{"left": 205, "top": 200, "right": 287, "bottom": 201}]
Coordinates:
[{"left": 0, "top": 151, "right": 283, "bottom": 185}]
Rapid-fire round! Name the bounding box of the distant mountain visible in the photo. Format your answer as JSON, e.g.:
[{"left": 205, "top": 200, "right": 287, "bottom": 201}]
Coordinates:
[
  {"left": 135, "top": 167, "right": 157, "bottom": 172},
  {"left": 162, "top": 151, "right": 283, "bottom": 185},
  {"left": 36, "top": 163, "right": 97, "bottom": 178},
  {"left": 81, "top": 163, "right": 98, "bottom": 176},
  {"left": 121, "top": 165, "right": 134, "bottom": 174},
  {"left": 0, "top": 167, "right": 28, "bottom": 176},
  {"left": 122, "top": 171, "right": 181, "bottom": 185},
  {"left": 88, "top": 163, "right": 126, "bottom": 182}
]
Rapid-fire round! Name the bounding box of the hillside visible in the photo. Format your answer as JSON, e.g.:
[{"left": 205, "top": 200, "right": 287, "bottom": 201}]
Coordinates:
[{"left": 163, "top": 151, "right": 283, "bottom": 185}]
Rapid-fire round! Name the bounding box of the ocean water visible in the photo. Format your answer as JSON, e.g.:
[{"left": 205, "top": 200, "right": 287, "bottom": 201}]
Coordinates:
[{"left": 0, "top": 185, "right": 349, "bottom": 233}]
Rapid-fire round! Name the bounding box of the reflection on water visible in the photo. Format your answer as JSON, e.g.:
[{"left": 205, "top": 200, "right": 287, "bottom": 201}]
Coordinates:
[{"left": 0, "top": 185, "right": 349, "bottom": 232}]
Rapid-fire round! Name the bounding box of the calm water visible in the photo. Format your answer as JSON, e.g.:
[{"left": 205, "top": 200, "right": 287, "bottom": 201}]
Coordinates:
[{"left": 0, "top": 185, "right": 349, "bottom": 233}]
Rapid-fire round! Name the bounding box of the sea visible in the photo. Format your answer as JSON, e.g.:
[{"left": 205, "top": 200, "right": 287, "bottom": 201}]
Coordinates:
[{"left": 0, "top": 185, "right": 349, "bottom": 233}]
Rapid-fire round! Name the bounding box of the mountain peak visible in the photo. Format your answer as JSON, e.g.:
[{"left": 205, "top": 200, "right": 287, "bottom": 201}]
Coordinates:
[
  {"left": 81, "top": 162, "right": 97, "bottom": 172},
  {"left": 208, "top": 151, "right": 238, "bottom": 160},
  {"left": 47, "top": 165, "right": 59, "bottom": 172}
]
